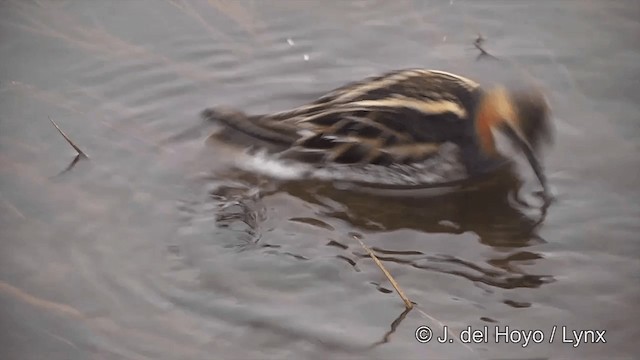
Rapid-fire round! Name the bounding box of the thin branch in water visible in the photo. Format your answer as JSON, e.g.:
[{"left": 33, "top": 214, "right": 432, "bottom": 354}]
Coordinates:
[
  {"left": 9, "top": 82, "right": 166, "bottom": 153},
  {"left": 48, "top": 116, "right": 88, "bottom": 159},
  {"left": 48, "top": 116, "right": 89, "bottom": 176},
  {"left": 474, "top": 34, "right": 500, "bottom": 61},
  {"left": 354, "top": 234, "right": 475, "bottom": 353},
  {"left": 352, "top": 234, "right": 413, "bottom": 310}
]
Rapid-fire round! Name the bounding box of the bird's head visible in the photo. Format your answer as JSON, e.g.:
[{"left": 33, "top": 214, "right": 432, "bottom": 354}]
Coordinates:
[{"left": 474, "top": 86, "right": 554, "bottom": 196}]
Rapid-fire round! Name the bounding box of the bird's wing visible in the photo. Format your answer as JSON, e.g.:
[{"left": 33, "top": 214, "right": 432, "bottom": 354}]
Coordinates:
[
  {"left": 275, "top": 70, "right": 481, "bottom": 165},
  {"left": 206, "top": 69, "right": 482, "bottom": 165},
  {"left": 279, "top": 105, "right": 461, "bottom": 165}
]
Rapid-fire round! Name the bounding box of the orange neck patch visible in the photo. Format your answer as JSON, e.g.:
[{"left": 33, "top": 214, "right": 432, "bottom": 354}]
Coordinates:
[{"left": 474, "top": 88, "right": 516, "bottom": 156}]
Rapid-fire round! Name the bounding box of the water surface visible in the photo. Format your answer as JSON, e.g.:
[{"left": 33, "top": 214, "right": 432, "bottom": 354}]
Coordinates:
[{"left": 1, "top": 1, "right": 639, "bottom": 359}]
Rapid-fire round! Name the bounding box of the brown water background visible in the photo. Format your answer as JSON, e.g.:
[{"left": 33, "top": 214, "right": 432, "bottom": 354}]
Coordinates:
[{"left": 1, "top": 1, "right": 639, "bottom": 359}]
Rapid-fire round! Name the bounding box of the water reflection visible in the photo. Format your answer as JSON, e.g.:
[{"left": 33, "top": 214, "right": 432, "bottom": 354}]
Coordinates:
[
  {"left": 280, "top": 166, "right": 546, "bottom": 244},
  {"left": 2, "top": 0, "right": 639, "bottom": 357},
  {"left": 201, "top": 164, "right": 554, "bottom": 292}
]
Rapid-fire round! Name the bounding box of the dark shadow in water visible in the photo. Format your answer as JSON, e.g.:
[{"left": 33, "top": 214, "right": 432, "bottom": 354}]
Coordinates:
[
  {"left": 278, "top": 168, "right": 554, "bottom": 290},
  {"left": 369, "top": 306, "right": 413, "bottom": 348},
  {"left": 50, "top": 153, "right": 83, "bottom": 178},
  {"left": 200, "top": 166, "right": 554, "bottom": 291},
  {"left": 279, "top": 167, "right": 547, "bottom": 248},
  {"left": 176, "top": 163, "right": 553, "bottom": 358}
]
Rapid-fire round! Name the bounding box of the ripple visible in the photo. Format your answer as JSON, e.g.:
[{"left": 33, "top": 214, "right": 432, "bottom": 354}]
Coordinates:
[
  {"left": 289, "top": 217, "right": 335, "bottom": 231},
  {"left": 3, "top": 1, "right": 640, "bottom": 359}
]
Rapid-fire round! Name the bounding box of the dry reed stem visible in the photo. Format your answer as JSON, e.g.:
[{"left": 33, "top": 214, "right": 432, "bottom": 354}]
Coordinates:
[
  {"left": 48, "top": 116, "right": 89, "bottom": 159},
  {"left": 352, "top": 234, "right": 413, "bottom": 310},
  {"left": 9, "top": 81, "right": 169, "bottom": 154},
  {"left": 352, "top": 233, "right": 475, "bottom": 353}
]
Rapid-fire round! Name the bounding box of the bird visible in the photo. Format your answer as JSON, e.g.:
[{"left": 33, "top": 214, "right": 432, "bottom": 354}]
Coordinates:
[{"left": 201, "top": 68, "right": 553, "bottom": 198}]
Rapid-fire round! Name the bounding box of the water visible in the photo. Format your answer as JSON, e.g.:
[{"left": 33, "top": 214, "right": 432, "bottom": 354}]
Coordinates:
[{"left": 1, "top": 1, "right": 639, "bottom": 359}]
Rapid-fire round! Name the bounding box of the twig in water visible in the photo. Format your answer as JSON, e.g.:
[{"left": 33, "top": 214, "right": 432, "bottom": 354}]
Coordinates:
[
  {"left": 352, "top": 234, "right": 413, "bottom": 310},
  {"left": 354, "top": 234, "right": 475, "bottom": 353},
  {"left": 473, "top": 34, "right": 500, "bottom": 61},
  {"left": 48, "top": 116, "right": 88, "bottom": 158},
  {"left": 48, "top": 116, "right": 89, "bottom": 177}
]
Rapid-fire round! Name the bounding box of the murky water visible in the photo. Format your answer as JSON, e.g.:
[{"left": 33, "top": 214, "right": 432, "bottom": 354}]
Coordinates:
[{"left": 1, "top": 1, "right": 639, "bottom": 359}]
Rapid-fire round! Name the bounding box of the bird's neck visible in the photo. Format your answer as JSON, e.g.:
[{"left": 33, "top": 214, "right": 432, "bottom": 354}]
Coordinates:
[{"left": 473, "top": 87, "right": 516, "bottom": 157}]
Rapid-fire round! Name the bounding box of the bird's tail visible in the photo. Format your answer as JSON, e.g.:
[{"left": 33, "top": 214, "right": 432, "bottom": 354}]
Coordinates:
[{"left": 201, "top": 107, "right": 299, "bottom": 146}]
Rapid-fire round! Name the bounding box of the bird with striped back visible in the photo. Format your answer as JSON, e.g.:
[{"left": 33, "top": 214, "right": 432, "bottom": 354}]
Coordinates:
[{"left": 201, "top": 68, "right": 553, "bottom": 200}]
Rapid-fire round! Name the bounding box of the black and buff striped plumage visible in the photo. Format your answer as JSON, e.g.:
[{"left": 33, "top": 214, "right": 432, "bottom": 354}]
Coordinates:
[{"left": 202, "top": 68, "right": 553, "bottom": 194}]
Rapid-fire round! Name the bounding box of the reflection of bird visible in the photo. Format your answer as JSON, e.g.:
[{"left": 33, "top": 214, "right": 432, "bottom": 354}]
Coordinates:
[
  {"left": 278, "top": 168, "right": 540, "bottom": 242},
  {"left": 202, "top": 69, "right": 553, "bottom": 197}
]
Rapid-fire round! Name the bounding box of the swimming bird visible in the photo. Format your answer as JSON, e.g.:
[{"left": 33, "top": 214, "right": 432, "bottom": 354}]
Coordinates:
[{"left": 201, "top": 69, "right": 553, "bottom": 198}]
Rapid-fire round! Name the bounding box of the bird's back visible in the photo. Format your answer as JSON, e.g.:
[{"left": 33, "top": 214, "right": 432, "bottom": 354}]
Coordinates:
[
  {"left": 203, "top": 68, "right": 487, "bottom": 167},
  {"left": 269, "top": 69, "right": 481, "bottom": 124}
]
